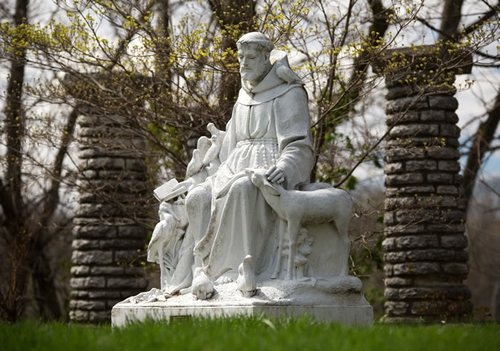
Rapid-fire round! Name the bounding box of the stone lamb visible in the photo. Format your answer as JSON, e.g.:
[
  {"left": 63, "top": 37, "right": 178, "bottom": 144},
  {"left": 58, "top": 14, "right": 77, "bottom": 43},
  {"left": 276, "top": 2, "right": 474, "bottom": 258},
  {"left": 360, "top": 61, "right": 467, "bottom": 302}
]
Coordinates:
[{"left": 245, "top": 168, "right": 353, "bottom": 280}]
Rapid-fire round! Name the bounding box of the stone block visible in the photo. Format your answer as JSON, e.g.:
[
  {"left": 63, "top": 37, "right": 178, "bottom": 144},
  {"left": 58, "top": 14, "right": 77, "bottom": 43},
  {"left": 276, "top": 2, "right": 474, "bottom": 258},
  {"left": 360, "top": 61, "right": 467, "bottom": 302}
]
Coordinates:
[
  {"left": 382, "top": 238, "right": 396, "bottom": 251},
  {"left": 89, "top": 310, "right": 111, "bottom": 322},
  {"left": 77, "top": 114, "right": 127, "bottom": 127},
  {"left": 72, "top": 239, "right": 99, "bottom": 250},
  {"left": 455, "top": 250, "right": 469, "bottom": 262},
  {"left": 406, "top": 160, "right": 437, "bottom": 172},
  {"left": 71, "top": 290, "right": 89, "bottom": 298},
  {"left": 398, "top": 287, "right": 443, "bottom": 300},
  {"left": 107, "top": 277, "right": 148, "bottom": 289},
  {"left": 384, "top": 252, "right": 407, "bottom": 263},
  {"left": 391, "top": 185, "right": 436, "bottom": 196},
  {"left": 95, "top": 170, "right": 146, "bottom": 182},
  {"left": 114, "top": 250, "right": 142, "bottom": 264},
  {"left": 384, "top": 277, "right": 413, "bottom": 287},
  {"left": 118, "top": 226, "right": 146, "bottom": 239},
  {"left": 69, "top": 310, "right": 89, "bottom": 322},
  {"left": 384, "top": 264, "right": 394, "bottom": 276},
  {"left": 393, "top": 262, "right": 440, "bottom": 276},
  {"left": 385, "top": 197, "right": 416, "bottom": 211},
  {"left": 70, "top": 276, "right": 106, "bottom": 289},
  {"left": 78, "top": 125, "right": 132, "bottom": 139},
  {"left": 384, "top": 224, "right": 428, "bottom": 236},
  {"left": 384, "top": 162, "right": 405, "bottom": 174},
  {"left": 384, "top": 288, "right": 399, "bottom": 300},
  {"left": 428, "top": 96, "right": 458, "bottom": 110},
  {"left": 406, "top": 249, "right": 455, "bottom": 261},
  {"left": 76, "top": 179, "right": 149, "bottom": 194},
  {"left": 394, "top": 235, "right": 440, "bottom": 249},
  {"left": 81, "top": 157, "right": 126, "bottom": 171},
  {"left": 125, "top": 158, "right": 147, "bottom": 172},
  {"left": 386, "top": 97, "right": 429, "bottom": 114},
  {"left": 420, "top": 110, "right": 446, "bottom": 122},
  {"left": 384, "top": 301, "right": 409, "bottom": 316},
  {"left": 90, "top": 266, "right": 124, "bottom": 275},
  {"left": 123, "top": 267, "right": 146, "bottom": 276},
  {"left": 77, "top": 204, "right": 126, "bottom": 218},
  {"left": 436, "top": 185, "right": 459, "bottom": 195},
  {"left": 427, "top": 147, "right": 460, "bottom": 160},
  {"left": 428, "top": 223, "right": 465, "bottom": 233},
  {"left": 439, "top": 124, "right": 461, "bottom": 138},
  {"left": 385, "top": 148, "right": 425, "bottom": 162},
  {"left": 70, "top": 266, "right": 91, "bottom": 277},
  {"left": 410, "top": 301, "right": 447, "bottom": 315},
  {"left": 69, "top": 300, "right": 107, "bottom": 311},
  {"left": 441, "top": 210, "right": 465, "bottom": 223},
  {"left": 390, "top": 124, "right": 439, "bottom": 138},
  {"left": 82, "top": 170, "right": 99, "bottom": 179},
  {"left": 97, "top": 239, "right": 146, "bottom": 250},
  {"left": 438, "top": 160, "right": 461, "bottom": 172},
  {"left": 72, "top": 250, "right": 113, "bottom": 265},
  {"left": 88, "top": 291, "right": 123, "bottom": 299},
  {"left": 445, "top": 111, "right": 459, "bottom": 123},
  {"left": 442, "top": 262, "right": 469, "bottom": 275},
  {"left": 386, "top": 111, "right": 420, "bottom": 126},
  {"left": 427, "top": 173, "right": 454, "bottom": 184},
  {"left": 385, "top": 173, "right": 424, "bottom": 186},
  {"left": 383, "top": 212, "right": 395, "bottom": 226},
  {"left": 394, "top": 209, "right": 437, "bottom": 224},
  {"left": 73, "top": 225, "right": 118, "bottom": 239}
]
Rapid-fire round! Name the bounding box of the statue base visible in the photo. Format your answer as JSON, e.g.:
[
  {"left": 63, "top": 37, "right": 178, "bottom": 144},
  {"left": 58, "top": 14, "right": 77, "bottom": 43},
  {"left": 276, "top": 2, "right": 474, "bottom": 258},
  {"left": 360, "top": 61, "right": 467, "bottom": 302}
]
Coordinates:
[{"left": 111, "top": 276, "right": 373, "bottom": 327}]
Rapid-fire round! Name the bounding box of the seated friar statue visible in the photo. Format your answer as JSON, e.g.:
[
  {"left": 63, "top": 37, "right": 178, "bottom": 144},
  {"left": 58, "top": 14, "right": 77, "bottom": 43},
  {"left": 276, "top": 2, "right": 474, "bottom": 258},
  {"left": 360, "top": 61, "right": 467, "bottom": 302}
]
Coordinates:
[{"left": 124, "top": 32, "right": 364, "bottom": 305}]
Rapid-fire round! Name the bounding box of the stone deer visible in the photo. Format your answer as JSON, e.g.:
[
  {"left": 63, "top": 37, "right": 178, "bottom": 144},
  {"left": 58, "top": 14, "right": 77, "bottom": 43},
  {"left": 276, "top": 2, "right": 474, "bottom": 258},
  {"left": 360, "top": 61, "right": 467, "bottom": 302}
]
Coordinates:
[{"left": 245, "top": 168, "right": 353, "bottom": 280}]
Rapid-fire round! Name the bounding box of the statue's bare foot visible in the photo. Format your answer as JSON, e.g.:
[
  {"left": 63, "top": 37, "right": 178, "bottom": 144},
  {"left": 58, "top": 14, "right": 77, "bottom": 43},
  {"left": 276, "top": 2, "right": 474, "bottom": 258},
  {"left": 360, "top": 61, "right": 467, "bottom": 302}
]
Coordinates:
[
  {"left": 192, "top": 267, "right": 214, "bottom": 300},
  {"left": 215, "top": 275, "right": 234, "bottom": 285},
  {"left": 236, "top": 255, "right": 257, "bottom": 297}
]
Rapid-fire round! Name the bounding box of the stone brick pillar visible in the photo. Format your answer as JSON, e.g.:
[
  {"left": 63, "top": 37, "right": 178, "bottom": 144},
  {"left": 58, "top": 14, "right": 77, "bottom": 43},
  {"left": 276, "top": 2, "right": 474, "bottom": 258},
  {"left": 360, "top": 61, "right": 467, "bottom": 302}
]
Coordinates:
[
  {"left": 65, "top": 74, "right": 150, "bottom": 323},
  {"left": 373, "top": 46, "right": 473, "bottom": 322}
]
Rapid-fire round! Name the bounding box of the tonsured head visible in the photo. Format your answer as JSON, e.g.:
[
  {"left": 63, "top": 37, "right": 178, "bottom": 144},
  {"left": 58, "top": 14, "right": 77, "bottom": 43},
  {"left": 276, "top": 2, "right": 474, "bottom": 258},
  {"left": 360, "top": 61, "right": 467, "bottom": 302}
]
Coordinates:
[{"left": 236, "top": 32, "right": 273, "bottom": 85}]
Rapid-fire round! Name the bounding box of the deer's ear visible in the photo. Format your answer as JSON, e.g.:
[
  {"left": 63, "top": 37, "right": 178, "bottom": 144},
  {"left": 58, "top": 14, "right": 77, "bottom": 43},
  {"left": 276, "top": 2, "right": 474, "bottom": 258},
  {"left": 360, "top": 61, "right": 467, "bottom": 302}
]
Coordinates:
[{"left": 264, "top": 183, "right": 281, "bottom": 196}]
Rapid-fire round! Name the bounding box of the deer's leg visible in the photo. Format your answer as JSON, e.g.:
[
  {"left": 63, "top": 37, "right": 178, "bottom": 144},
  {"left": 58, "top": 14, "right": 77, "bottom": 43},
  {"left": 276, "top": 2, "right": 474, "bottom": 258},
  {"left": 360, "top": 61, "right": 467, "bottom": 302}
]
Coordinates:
[
  {"left": 272, "top": 219, "right": 286, "bottom": 279},
  {"left": 285, "top": 220, "right": 299, "bottom": 280}
]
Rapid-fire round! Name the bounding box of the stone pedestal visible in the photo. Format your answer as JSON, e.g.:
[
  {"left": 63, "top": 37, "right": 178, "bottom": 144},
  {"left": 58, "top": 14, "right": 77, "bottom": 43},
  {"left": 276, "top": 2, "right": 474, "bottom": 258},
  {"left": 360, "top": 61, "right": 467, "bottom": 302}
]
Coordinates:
[
  {"left": 374, "top": 46, "right": 473, "bottom": 322},
  {"left": 66, "top": 74, "right": 151, "bottom": 323},
  {"left": 112, "top": 222, "right": 373, "bottom": 326},
  {"left": 112, "top": 278, "right": 373, "bottom": 327}
]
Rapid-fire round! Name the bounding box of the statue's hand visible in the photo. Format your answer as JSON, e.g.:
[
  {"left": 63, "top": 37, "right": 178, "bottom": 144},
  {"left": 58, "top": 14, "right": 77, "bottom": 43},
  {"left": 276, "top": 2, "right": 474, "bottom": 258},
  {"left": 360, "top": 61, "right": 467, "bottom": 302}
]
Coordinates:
[
  {"left": 172, "top": 179, "right": 193, "bottom": 192},
  {"left": 266, "top": 165, "right": 285, "bottom": 184}
]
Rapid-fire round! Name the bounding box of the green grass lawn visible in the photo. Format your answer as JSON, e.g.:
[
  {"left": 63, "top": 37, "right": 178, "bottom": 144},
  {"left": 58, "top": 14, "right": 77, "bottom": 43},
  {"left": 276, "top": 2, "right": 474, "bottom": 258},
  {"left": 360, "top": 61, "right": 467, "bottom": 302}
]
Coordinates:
[{"left": 1, "top": 317, "right": 499, "bottom": 351}]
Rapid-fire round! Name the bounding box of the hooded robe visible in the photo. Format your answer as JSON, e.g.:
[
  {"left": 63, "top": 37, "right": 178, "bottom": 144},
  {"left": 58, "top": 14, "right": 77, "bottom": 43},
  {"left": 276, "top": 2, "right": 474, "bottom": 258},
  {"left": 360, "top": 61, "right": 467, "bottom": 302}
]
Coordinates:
[{"left": 186, "top": 56, "right": 315, "bottom": 282}]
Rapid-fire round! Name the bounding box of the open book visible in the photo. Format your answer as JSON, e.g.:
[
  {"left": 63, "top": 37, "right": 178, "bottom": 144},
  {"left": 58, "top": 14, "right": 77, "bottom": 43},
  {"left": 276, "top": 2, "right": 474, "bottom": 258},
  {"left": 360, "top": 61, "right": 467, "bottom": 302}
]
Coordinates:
[{"left": 153, "top": 179, "right": 187, "bottom": 202}]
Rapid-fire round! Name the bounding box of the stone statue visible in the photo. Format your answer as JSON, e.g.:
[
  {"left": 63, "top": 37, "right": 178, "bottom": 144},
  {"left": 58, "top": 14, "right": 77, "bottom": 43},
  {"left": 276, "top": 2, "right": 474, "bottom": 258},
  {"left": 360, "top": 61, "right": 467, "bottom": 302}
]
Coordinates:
[{"left": 114, "top": 32, "right": 372, "bottom": 325}]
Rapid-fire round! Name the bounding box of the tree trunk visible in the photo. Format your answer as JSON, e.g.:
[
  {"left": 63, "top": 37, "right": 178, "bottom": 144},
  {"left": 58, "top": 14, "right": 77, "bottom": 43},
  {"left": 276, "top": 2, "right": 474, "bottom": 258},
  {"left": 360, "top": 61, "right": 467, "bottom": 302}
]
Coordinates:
[
  {"left": 208, "top": 0, "right": 256, "bottom": 121},
  {"left": 0, "top": 0, "right": 29, "bottom": 322},
  {"left": 463, "top": 92, "right": 500, "bottom": 210}
]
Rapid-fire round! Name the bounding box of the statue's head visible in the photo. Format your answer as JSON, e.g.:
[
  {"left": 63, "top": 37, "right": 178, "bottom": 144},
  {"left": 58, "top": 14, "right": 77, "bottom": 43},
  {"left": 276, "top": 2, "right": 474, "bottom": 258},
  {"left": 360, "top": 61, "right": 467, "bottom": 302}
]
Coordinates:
[{"left": 236, "top": 32, "right": 274, "bottom": 86}]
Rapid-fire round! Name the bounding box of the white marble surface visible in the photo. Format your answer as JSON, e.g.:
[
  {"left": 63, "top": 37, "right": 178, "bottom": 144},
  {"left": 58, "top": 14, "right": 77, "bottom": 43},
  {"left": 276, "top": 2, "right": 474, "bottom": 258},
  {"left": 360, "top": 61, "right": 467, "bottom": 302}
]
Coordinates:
[
  {"left": 112, "top": 277, "right": 373, "bottom": 327},
  {"left": 115, "top": 32, "right": 374, "bottom": 326}
]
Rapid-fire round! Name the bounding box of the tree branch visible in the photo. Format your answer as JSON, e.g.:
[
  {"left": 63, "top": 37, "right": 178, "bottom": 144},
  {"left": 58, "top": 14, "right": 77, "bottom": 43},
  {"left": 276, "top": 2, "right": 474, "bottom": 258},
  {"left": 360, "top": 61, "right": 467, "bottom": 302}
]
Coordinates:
[{"left": 463, "top": 90, "right": 500, "bottom": 210}]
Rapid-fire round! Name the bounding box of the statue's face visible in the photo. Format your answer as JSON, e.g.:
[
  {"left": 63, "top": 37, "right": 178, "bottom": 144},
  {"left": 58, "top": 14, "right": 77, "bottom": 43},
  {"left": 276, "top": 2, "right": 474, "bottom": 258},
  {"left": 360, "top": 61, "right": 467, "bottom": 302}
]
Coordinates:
[{"left": 238, "top": 45, "right": 270, "bottom": 84}]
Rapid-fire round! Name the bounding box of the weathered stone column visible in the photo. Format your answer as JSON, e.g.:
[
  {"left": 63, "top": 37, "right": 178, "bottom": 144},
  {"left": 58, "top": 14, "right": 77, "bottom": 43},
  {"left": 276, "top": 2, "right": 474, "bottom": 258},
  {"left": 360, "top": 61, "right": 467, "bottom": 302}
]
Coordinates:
[
  {"left": 373, "top": 46, "right": 473, "bottom": 322},
  {"left": 65, "top": 74, "right": 150, "bottom": 323}
]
